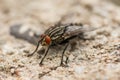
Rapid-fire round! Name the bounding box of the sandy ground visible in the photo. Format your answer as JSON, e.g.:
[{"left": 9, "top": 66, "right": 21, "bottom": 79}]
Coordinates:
[{"left": 0, "top": 0, "right": 120, "bottom": 80}]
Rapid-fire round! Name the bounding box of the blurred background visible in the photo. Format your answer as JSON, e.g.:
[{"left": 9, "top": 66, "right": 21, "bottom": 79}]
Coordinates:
[
  {"left": 0, "top": 0, "right": 120, "bottom": 80},
  {"left": 0, "top": 0, "right": 120, "bottom": 26}
]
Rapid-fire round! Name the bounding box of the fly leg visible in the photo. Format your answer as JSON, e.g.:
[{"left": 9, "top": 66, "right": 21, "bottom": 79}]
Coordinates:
[
  {"left": 28, "top": 40, "right": 41, "bottom": 57},
  {"left": 65, "top": 56, "right": 69, "bottom": 65},
  {"left": 39, "top": 45, "right": 51, "bottom": 65},
  {"left": 60, "top": 42, "right": 69, "bottom": 66}
]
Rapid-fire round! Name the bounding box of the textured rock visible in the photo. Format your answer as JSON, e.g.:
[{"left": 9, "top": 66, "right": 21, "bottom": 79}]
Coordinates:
[{"left": 0, "top": 0, "right": 120, "bottom": 80}]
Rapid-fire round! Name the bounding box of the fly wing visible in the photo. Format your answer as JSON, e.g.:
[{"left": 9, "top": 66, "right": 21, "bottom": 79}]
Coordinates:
[{"left": 63, "top": 25, "right": 97, "bottom": 39}]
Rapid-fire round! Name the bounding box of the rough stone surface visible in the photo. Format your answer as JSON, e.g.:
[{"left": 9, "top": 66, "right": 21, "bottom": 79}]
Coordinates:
[{"left": 0, "top": 0, "right": 120, "bottom": 80}]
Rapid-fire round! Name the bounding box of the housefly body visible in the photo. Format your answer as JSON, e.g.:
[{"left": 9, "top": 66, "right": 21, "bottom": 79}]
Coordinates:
[{"left": 28, "top": 23, "right": 96, "bottom": 66}]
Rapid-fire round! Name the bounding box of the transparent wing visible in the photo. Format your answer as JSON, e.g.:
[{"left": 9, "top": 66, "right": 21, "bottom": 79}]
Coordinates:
[{"left": 63, "top": 25, "right": 97, "bottom": 39}]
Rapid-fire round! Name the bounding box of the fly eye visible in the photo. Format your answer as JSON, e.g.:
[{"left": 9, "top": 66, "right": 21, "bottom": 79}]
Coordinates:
[{"left": 45, "top": 35, "right": 51, "bottom": 45}]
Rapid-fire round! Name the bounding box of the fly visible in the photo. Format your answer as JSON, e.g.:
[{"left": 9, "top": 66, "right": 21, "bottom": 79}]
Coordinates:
[{"left": 28, "top": 23, "right": 96, "bottom": 66}]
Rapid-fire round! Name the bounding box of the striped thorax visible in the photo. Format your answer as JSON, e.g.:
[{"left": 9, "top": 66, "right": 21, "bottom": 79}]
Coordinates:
[{"left": 40, "top": 23, "right": 85, "bottom": 46}]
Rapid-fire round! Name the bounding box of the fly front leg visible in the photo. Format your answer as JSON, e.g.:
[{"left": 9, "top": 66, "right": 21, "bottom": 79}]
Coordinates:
[
  {"left": 60, "top": 42, "right": 69, "bottom": 66},
  {"left": 28, "top": 40, "right": 41, "bottom": 57},
  {"left": 39, "top": 45, "right": 51, "bottom": 65}
]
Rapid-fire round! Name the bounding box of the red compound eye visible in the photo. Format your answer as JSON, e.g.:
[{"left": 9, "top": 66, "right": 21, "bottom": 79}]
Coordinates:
[{"left": 45, "top": 35, "right": 51, "bottom": 45}]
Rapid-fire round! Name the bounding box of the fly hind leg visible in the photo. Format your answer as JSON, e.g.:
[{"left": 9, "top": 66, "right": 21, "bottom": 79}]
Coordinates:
[{"left": 60, "top": 42, "right": 69, "bottom": 66}]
